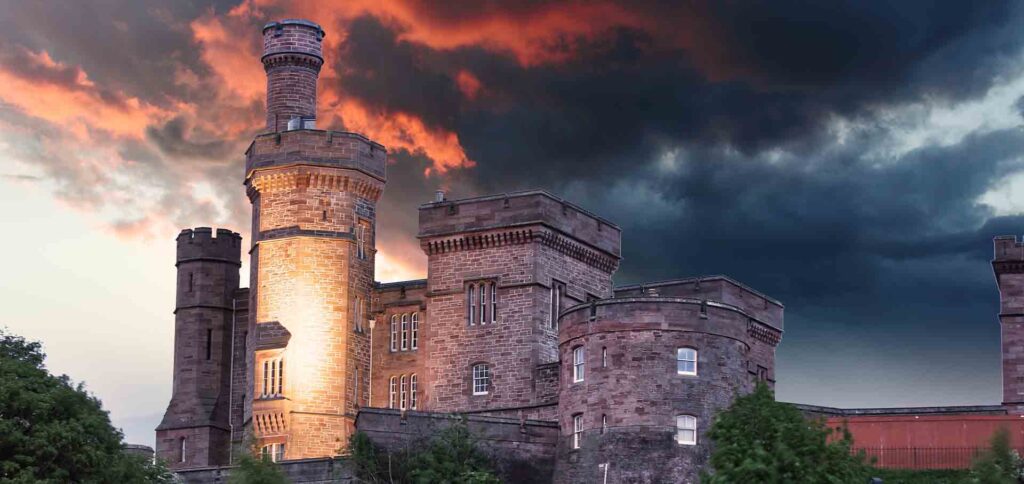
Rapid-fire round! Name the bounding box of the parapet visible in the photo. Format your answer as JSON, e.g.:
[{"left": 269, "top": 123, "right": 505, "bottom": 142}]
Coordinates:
[
  {"left": 262, "top": 19, "right": 324, "bottom": 66},
  {"left": 417, "top": 190, "right": 621, "bottom": 259},
  {"left": 244, "top": 129, "right": 387, "bottom": 182},
  {"left": 615, "top": 276, "right": 783, "bottom": 330},
  {"left": 176, "top": 227, "right": 242, "bottom": 265},
  {"left": 995, "top": 235, "right": 1024, "bottom": 261}
]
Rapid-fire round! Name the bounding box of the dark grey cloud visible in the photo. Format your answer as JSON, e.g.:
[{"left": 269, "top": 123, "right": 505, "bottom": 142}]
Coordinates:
[{"left": 146, "top": 116, "right": 234, "bottom": 160}]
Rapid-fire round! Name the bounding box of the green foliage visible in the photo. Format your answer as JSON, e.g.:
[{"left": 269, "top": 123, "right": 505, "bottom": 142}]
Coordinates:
[
  {"left": 227, "top": 454, "right": 288, "bottom": 484},
  {"left": 349, "top": 421, "right": 500, "bottom": 484},
  {"left": 969, "top": 428, "right": 1023, "bottom": 484},
  {"left": 702, "top": 383, "right": 870, "bottom": 484},
  {"left": 0, "top": 328, "right": 174, "bottom": 483},
  {"left": 873, "top": 468, "right": 971, "bottom": 484}
]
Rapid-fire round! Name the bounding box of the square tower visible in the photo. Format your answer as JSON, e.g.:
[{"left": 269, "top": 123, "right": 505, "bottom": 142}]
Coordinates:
[
  {"left": 418, "top": 191, "right": 621, "bottom": 418},
  {"left": 994, "top": 235, "right": 1024, "bottom": 411}
]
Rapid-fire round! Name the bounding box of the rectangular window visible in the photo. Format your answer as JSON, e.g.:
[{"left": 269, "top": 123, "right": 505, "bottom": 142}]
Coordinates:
[
  {"left": 601, "top": 347, "right": 607, "bottom": 368},
  {"left": 490, "top": 282, "right": 497, "bottom": 323},
  {"left": 472, "top": 364, "right": 490, "bottom": 395},
  {"left": 677, "top": 348, "right": 697, "bottom": 376},
  {"left": 601, "top": 415, "right": 607, "bottom": 434},
  {"left": 389, "top": 376, "right": 397, "bottom": 408},
  {"left": 480, "top": 283, "right": 487, "bottom": 324},
  {"left": 467, "top": 285, "right": 475, "bottom": 326},
  {"left": 390, "top": 315, "right": 398, "bottom": 351},
  {"left": 410, "top": 374, "right": 418, "bottom": 409},
  {"left": 179, "top": 437, "right": 186, "bottom": 463},
  {"left": 400, "top": 375, "right": 408, "bottom": 410},
  {"left": 354, "top": 296, "right": 362, "bottom": 332},
  {"left": 261, "top": 357, "right": 284, "bottom": 397},
  {"left": 677, "top": 415, "right": 697, "bottom": 445},
  {"left": 262, "top": 360, "right": 268, "bottom": 397},
  {"left": 572, "top": 414, "right": 583, "bottom": 449},
  {"left": 260, "top": 443, "right": 285, "bottom": 462},
  {"left": 400, "top": 314, "right": 409, "bottom": 351},
  {"left": 356, "top": 220, "right": 370, "bottom": 260},
  {"left": 411, "top": 313, "right": 419, "bottom": 350},
  {"left": 573, "top": 346, "right": 585, "bottom": 383}
]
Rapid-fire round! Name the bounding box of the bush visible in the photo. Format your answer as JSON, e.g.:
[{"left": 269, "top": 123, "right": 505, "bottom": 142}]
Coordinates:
[
  {"left": 227, "top": 454, "right": 288, "bottom": 484},
  {"left": 969, "top": 428, "right": 1023, "bottom": 484},
  {"left": 703, "top": 384, "right": 870, "bottom": 483}
]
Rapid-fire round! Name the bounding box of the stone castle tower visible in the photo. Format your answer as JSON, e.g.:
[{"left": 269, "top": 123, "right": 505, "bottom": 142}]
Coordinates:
[
  {"left": 155, "top": 228, "right": 242, "bottom": 467},
  {"left": 994, "top": 236, "right": 1024, "bottom": 411},
  {"left": 245, "top": 19, "right": 386, "bottom": 459}
]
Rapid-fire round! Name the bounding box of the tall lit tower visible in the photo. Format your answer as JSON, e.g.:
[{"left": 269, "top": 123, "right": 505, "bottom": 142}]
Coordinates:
[{"left": 245, "top": 19, "right": 387, "bottom": 458}]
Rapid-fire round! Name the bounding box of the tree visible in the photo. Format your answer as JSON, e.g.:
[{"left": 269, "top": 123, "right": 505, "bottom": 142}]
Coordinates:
[
  {"left": 703, "top": 383, "right": 870, "bottom": 483},
  {"left": 0, "top": 328, "right": 172, "bottom": 483},
  {"left": 970, "top": 427, "right": 1022, "bottom": 484}
]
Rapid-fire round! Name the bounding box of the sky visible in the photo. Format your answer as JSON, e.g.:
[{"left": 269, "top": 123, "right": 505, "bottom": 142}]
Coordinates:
[{"left": 2, "top": 0, "right": 1024, "bottom": 447}]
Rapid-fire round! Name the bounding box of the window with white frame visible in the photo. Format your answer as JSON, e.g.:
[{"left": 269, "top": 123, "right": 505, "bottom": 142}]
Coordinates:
[
  {"left": 677, "top": 348, "right": 697, "bottom": 375},
  {"left": 400, "top": 314, "right": 409, "bottom": 351},
  {"left": 676, "top": 415, "right": 697, "bottom": 445},
  {"left": 411, "top": 312, "right": 419, "bottom": 349},
  {"left": 550, "top": 281, "right": 565, "bottom": 329},
  {"left": 410, "top": 374, "right": 418, "bottom": 409},
  {"left": 400, "top": 375, "right": 408, "bottom": 410},
  {"left": 572, "top": 346, "right": 585, "bottom": 382},
  {"left": 261, "top": 357, "right": 284, "bottom": 398},
  {"left": 467, "top": 281, "right": 497, "bottom": 326},
  {"left": 390, "top": 315, "right": 398, "bottom": 352},
  {"left": 388, "top": 376, "right": 397, "bottom": 409},
  {"left": 472, "top": 364, "right": 491, "bottom": 395},
  {"left": 572, "top": 414, "right": 583, "bottom": 449},
  {"left": 467, "top": 284, "right": 475, "bottom": 325},
  {"left": 261, "top": 443, "right": 286, "bottom": 462}
]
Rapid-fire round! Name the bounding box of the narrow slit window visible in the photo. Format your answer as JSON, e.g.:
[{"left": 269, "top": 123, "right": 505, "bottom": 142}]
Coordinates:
[
  {"left": 188, "top": 273, "right": 194, "bottom": 293},
  {"left": 550, "top": 281, "right": 565, "bottom": 329},
  {"left": 489, "top": 282, "right": 497, "bottom": 323},
  {"left": 601, "top": 347, "right": 607, "bottom": 368},
  {"left": 390, "top": 315, "right": 398, "bottom": 351},
  {"left": 467, "top": 285, "right": 475, "bottom": 326},
  {"left": 388, "top": 376, "right": 397, "bottom": 408},
  {"left": 205, "top": 329, "right": 212, "bottom": 360},
  {"left": 400, "top": 375, "right": 408, "bottom": 410},
  {"left": 480, "top": 283, "right": 488, "bottom": 324},
  {"left": 179, "top": 437, "right": 186, "bottom": 462},
  {"left": 410, "top": 374, "right": 418, "bottom": 409}
]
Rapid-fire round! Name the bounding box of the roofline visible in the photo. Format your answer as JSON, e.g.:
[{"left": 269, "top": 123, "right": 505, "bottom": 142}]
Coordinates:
[
  {"left": 418, "top": 189, "right": 621, "bottom": 230},
  {"left": 615, "top": 275, "right": 784, "bottom": 308},
  {"left": 788, "top": 402, "right": 1007, "bottom": 417},
  {"left": 375, "top": 279, "right": 428, "bottom": 290}
]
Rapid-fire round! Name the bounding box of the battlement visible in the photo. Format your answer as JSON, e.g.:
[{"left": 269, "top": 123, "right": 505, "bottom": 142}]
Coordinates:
[
  {"left": 418, "top": 190, "right": 621, "bottom": 258},
  {"left": 615, "top": 276, "right": 783, "bottom": 330},
  {"left": 176, "top": 227, "right": 242, "bottom": 264},
  {"left": 245, "top": 129, "right": 387, "bottom": 182},
  {"left": 995, "top": 235, "right": 1024, "bottom": 262},
  {"left": 262, "top": 19, "right": 324, "bottom": 64}
]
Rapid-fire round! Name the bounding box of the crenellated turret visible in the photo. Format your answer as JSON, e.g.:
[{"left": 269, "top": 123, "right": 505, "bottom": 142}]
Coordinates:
[{"left": 157, "top": 227, "right": 242, "bottom": 469}]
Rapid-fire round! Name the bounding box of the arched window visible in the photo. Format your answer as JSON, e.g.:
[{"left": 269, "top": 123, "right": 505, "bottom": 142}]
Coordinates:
[
  {"left": 390, "top": 315, "right": 398, "bottom": 352},
  {"left": 400, "top": 375, "right": 408, "bottom": 410},
  {"left": 410, "top": 374, "right": 418, "bottom": 409},
  {"left": 572, "top": 346, "right": 585, "bottom": 383},
  {"left": 472, "top": 364, "right": 490, "bottom": 395},
  {"left": 388, "top": 376, "right": 397, "bottom": 408},
  {"left": 411, "top": 313, "right": 419, "bottom": 350},
  {"left": 601, "top": 414, "right": 607, "bottom": 434},
  {"left": 676, "top": 415, "right": 697, "bottom": 445},
  {"left": 467, "top": 285, "right": 475, "bottom": 325},
  {"left": 677, "top": 348, "right": 697, "bottom": 375},
  {"left": 400, "top": 314, "right": 409, "bottom": 351}
]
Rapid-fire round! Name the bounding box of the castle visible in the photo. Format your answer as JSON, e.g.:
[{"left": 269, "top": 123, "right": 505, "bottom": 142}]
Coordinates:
[{"left": 156, "top": 19, "right": 1024, "bottom": 483}]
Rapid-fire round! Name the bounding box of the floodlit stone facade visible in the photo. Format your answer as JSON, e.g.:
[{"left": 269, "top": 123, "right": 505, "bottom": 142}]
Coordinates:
[{"left": 158, "top": 18, "right": 788, "bottom": 483}]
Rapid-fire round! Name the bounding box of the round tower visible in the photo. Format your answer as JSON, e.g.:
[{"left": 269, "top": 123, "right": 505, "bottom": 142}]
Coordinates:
[
  {"left": 157, "top": 227, "right": 242, "bottom": 470},
  {"left": 262, "top": 19, "right": 324, "bottom": 132},
  {"left": 553, "top": 295, "right": 780, "bottom": 483},
  {"left": 246, "top": 19, "right": 387, "bottom": 460}
]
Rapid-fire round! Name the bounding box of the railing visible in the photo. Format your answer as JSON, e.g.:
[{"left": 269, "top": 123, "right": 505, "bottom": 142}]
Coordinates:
[{"left": 855, "top": 447, "right": 1022, "bottom": 470}]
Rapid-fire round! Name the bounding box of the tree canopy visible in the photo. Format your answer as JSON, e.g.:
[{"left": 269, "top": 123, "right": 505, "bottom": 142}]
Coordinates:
[
  {"left": 0, "top": 328, "right": 172, "bottom": 483},
  {"left": 703, "top": 384, "right": 870, "bottom": 483}
]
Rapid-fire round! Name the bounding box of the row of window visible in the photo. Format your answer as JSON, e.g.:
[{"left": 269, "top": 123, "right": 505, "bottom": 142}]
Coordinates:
[
  {"left": 389, "top": 313, "right": 420, "bottom": 351},
  {"left": 388, "top": 374, "right": 419, "bottom": 410},
  {"left": 261, "top": 357, "right": 284, "bottom": 397},
  {"left": 466, "top": 282, "right": 498, "bottom": 325},
  {"left": 570, "top": 414, "right": 697, "bottom": 449},
  {"left": 571, "top": 347, "right": 698, "bottom": 383}
]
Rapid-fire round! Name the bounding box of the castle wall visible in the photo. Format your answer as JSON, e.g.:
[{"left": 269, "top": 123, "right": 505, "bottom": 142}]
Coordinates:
[
  {"left": 370, "top": 281, "right": 427, "bottom": 410},
  {"left": 554, "top": 297, "right": 781, "bottom": 484},
  {"left": 994, "top": 236, "right": 1024, "bottom": 411}
]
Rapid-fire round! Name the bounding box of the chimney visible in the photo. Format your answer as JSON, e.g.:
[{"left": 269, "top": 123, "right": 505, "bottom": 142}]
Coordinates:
[{"left": 435, "top": 190, "right": 446, "bottom": 203}]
